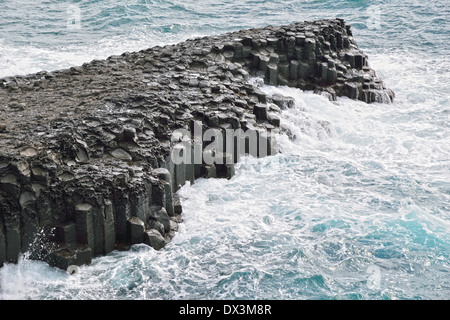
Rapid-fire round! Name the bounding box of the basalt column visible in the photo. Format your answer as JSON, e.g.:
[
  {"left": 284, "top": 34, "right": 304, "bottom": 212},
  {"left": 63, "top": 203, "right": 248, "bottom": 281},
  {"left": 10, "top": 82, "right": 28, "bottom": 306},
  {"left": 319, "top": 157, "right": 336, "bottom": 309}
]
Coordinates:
[{"left": 0, "top": 19, "right": 394, "bottom": 270}]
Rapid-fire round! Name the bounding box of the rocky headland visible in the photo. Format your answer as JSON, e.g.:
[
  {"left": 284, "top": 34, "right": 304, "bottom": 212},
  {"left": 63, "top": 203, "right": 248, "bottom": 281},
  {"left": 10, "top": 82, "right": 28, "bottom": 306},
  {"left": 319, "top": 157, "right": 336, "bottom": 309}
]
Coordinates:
[{"left": 0, "top": 19, "right": 393, "bottom": 270}]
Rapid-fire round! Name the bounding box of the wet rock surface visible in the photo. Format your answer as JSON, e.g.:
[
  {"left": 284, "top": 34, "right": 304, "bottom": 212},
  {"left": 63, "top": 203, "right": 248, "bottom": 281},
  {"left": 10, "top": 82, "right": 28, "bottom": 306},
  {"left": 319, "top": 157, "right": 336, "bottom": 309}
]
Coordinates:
[{"left": 0, "top": 19, "right": 393, "bottom": 270}]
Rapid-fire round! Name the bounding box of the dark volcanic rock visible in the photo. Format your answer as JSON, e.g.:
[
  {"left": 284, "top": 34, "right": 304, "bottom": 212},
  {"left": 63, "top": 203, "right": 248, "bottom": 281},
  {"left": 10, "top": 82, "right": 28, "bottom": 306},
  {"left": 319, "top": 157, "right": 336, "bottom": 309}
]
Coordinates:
[{"left": 0, "top": 19, "right": 393, "bottom": 270}]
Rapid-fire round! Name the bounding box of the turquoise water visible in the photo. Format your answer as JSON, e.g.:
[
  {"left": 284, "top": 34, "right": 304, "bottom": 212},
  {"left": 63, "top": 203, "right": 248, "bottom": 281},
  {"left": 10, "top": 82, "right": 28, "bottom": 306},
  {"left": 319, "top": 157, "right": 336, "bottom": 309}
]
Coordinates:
[{"left": 0, "top": 0, "right": 449, "bottom": 300}]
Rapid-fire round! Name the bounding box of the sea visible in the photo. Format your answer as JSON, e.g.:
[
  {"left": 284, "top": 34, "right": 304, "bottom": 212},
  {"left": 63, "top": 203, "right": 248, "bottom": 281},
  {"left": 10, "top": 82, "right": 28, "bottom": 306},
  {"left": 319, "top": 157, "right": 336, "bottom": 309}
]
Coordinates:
[{"left": 0, "top": 0, "right": 448, "bottom": 300}]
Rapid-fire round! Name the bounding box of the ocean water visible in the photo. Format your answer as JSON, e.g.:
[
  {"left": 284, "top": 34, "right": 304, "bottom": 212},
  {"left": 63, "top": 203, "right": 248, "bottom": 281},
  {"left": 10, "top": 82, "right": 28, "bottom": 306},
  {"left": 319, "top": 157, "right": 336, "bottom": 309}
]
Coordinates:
[{"left": 0, "top": 0, "right": 449, "bottom": 300}]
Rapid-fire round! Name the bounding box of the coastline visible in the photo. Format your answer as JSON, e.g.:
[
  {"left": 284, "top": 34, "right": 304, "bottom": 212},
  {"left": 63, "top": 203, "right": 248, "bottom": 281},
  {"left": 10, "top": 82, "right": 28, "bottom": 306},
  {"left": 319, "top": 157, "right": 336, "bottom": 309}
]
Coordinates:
[{"left": 0, "top": 18, "right": 393, "bottom": 271}]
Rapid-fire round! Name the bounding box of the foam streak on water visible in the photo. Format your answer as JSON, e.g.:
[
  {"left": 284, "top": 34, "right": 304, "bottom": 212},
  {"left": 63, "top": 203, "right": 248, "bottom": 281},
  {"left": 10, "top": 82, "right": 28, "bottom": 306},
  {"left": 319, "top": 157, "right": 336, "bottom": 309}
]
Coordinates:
[{"left": 0, "top": 0, "right": 449, "bottom": 300}]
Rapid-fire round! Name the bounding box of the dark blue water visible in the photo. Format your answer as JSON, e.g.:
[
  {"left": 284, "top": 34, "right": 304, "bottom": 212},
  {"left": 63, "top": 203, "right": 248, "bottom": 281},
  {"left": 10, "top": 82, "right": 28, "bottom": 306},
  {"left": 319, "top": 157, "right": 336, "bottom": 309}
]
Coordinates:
[{"left": 0, "top": 0, "right": 448, "bottom": 300}]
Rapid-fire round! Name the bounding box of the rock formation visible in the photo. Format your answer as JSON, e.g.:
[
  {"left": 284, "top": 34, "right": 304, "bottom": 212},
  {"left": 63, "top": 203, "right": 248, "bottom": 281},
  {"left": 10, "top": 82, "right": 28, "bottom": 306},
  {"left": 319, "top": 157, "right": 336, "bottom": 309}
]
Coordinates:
[{"left": 0, "top": 19, "right": 393, "bottom": 270}]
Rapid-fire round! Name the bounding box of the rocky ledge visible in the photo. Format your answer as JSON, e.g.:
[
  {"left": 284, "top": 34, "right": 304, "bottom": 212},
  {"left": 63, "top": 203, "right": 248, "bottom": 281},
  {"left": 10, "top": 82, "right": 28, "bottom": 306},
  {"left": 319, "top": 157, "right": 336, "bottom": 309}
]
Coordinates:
[{"left": 0, "top": 19, "right": 393, "bottom": 270}]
